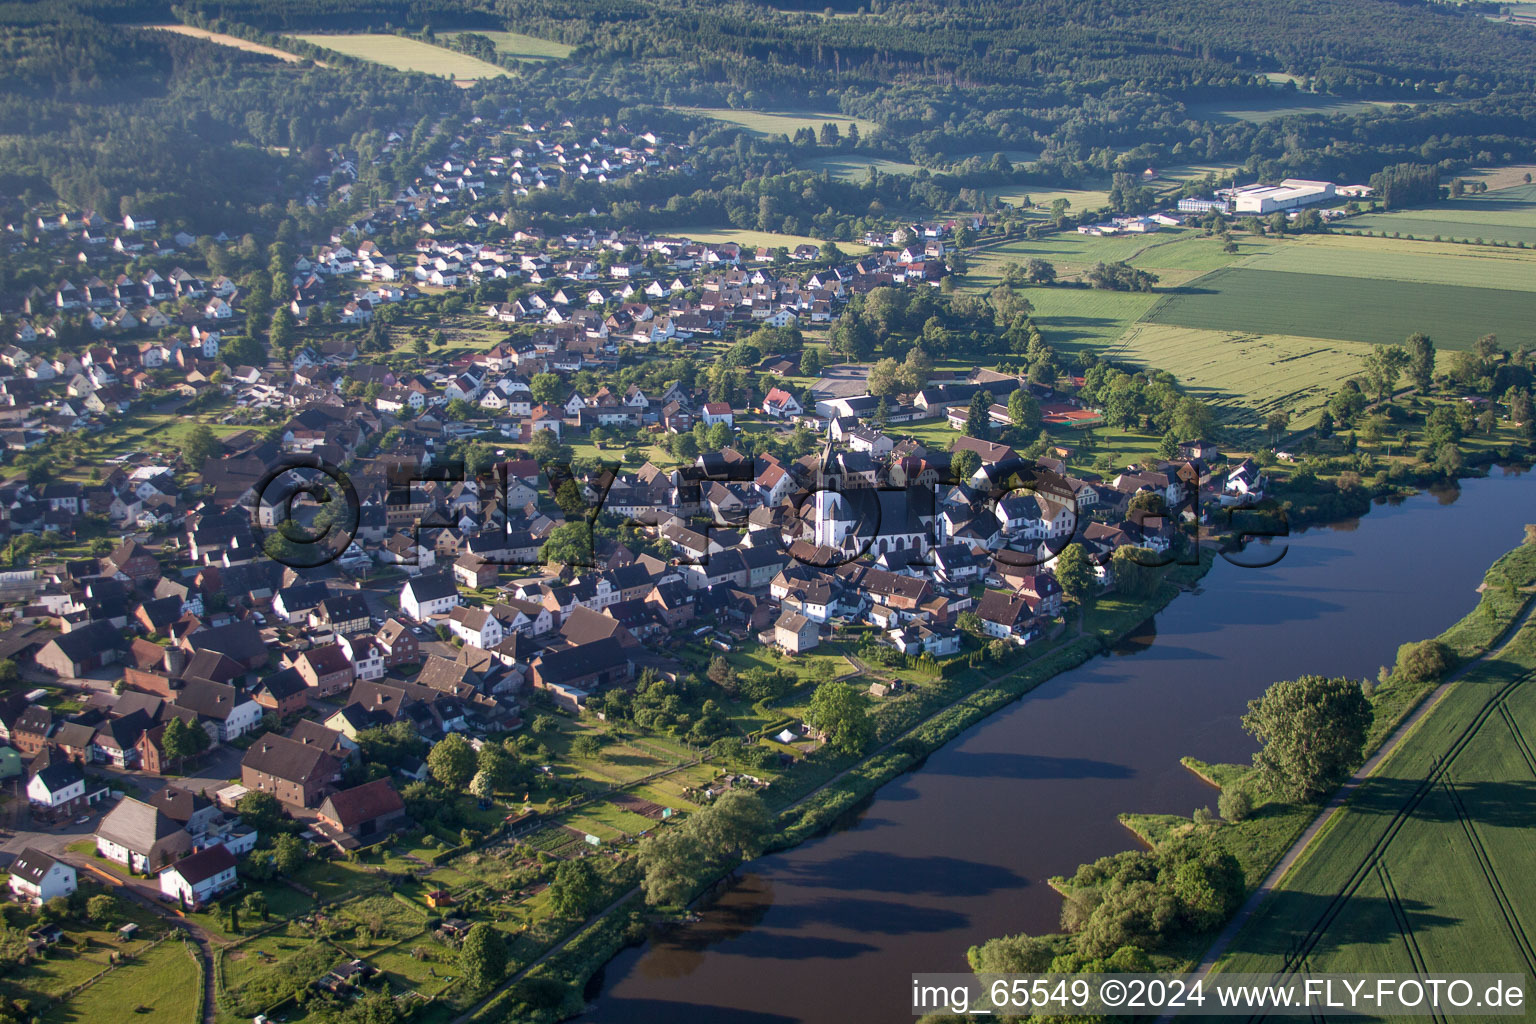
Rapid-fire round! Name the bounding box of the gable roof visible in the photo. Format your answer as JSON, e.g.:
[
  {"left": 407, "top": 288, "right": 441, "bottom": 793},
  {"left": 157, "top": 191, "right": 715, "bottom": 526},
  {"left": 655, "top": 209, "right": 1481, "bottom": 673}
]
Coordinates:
[
  {"left": 11, "top": 846, "right": 66, "bottom": 884},
  {"left": 318, "top": 778, "right": 404, "bottom": 829},
  {"left": 241, "top": 733, "right": 339, "bottom": 785},
  {"left": 164, "top": 843, "right": 235, "bottom": 885},
  {"left": 96, "top": 796, "right": 186, "bottom": 853}
]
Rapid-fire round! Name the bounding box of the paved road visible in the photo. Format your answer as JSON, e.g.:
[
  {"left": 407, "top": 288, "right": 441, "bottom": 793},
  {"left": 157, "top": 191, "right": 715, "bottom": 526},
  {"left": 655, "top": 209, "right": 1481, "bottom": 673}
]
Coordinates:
[{"left": 1183, "top": 587, "right": 1536, "bottom": 986}]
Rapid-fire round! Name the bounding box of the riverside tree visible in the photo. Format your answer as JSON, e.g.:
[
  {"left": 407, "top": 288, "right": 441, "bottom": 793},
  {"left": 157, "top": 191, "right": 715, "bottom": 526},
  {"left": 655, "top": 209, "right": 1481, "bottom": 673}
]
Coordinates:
[
  {"left": 1242, "top": 675, "right": 1372, "bottom": 801},
  {"left": 806, "top": 680, "right": 874, "bottom": 756}
]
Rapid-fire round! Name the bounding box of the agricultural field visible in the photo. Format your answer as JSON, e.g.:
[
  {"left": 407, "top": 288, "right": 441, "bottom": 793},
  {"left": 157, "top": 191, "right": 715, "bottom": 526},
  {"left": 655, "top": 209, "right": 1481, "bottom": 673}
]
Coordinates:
[
  {"left": 143, "top": 24, "right": 315, "bottom": 63},
  {"left": 439, "top": 29, "right": 572, "bottom": 60},
  {"left": 47, "top": 940, "right": 201, "bottom": 1024},
  {"left": 1236, "top": 233, "right": 1536, "bottom": 292},
  {"left": 991, "top": 185, "right": 1113, "bottom": 213},
  {"left": 673, "top": 225, "right": 867, "bottom": 253},
  {"left": 1140, "top": 266, "right": 1536, "bottom": 349},
  {"left": 1217, "top": 622, "right": 1536, "bottom": 995},
  {"left": 672, "top": 107, "right": 879, "bottom": 139},
  {"left": 1104, "top": 324, "right": 1370, "bottom": 440},
  {"left": 287, "top": 33, "right": 508, "bottom": 82},
  {"left": 1340, "top": 182, "right": 1536, "bottom": 247},
  {"left": 1185, "top": 94, "right": 1397, "bottom": 123},
  {"left": 797, "top": 154, "right": 922, "bottom": 181}
]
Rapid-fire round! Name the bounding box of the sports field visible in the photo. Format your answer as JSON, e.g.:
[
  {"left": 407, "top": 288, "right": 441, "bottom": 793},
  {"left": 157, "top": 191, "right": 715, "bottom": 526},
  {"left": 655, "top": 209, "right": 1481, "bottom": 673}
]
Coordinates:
[
  {"left": 288, "top": 33, "right": 509, "bottom": 81},
  {"left": 797, "top": 154, "right": 921, "bottom": 181},
  {"left": 1218, "top": 615, "right": 1536, "bottom": 992},
  {"left": 1237, "top": 234, "right": 1536, "bottom": 292},
  {"left": 1342, "top": 183, "right": 1536, "bottom": 247},
  {"left": 1141, "top": 267, "right": 1536, "bottom": 350},
  {"left": 674, "top": 107, "right": 879, "bottom": 139},
  {"left": 1104, "top": 324, "right": 1369, "bottom": 439},
  {"left": 441, "top": 29, "right": 572, "bottom": 60}
]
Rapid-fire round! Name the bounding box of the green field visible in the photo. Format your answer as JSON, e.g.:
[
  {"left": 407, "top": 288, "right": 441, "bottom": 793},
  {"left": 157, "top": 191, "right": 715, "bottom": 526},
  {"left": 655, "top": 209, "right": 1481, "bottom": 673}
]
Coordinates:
[
  {"left": 797, "top": 154, "right": 921, "bottom": 181},
  {"left": 1218, "top": 615, "right": 1536, "bottom": 998},
  {"left": 440, "top": 29, "right": 572, "bottom": 60},
  {"left": 991, "top": 186, "right": 1113, "bottom": 212},
  {"left": 288, "top": 33, "right": 509, "bottom": 80},
  {"left": 673, "top": 107, "right": 879, "bottom": 139},
  {"left": 1104, "top": 324, "right": 1370, "bottom": 440},
  {"left": 48, "top": 941, "right": 201, "bottom": 1024},
  {"left": 1342, "top": 183, "right": 1536, "bottom": 247},
  {"left": 1185, "top": 95, "right": 1396, "bottom": 123},
  {"left": 673, "top": 225, "right": 868, "bottom": 253},
  {"left": 1238, "top": 234, "right": 1536, "bottom": 292},
  {"left": 1142, "top": 266, "right": 1536, "bottom": 350}
]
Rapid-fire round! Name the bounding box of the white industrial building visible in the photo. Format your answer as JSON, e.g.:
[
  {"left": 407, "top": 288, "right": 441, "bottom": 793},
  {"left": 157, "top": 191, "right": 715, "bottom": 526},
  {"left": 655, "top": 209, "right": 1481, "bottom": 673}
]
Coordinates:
[{"left": 1222, "top": 179, "right": 1336, "bottom": 214}]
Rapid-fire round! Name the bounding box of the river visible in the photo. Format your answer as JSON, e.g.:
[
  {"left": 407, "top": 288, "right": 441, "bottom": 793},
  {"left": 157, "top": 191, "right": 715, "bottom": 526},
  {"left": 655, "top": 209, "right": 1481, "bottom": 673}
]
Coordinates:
[{"left": 581, "top": 469, "right": 1536, "bottom": 1024}]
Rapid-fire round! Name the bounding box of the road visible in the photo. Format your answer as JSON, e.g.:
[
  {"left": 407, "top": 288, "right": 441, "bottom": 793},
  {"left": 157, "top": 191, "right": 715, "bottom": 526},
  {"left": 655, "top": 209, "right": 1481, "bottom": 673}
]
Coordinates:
[{"left": 1183, "top": 586, "right": 1536, "bottom": 986}]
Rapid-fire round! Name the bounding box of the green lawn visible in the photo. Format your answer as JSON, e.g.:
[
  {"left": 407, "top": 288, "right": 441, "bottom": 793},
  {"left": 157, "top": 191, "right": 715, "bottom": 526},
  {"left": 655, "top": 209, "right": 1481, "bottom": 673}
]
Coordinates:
[
  {"left": 1141, "top": 266, "right": 1536, "bottom": 350},
  {"left": 1184, "top": 95, "right": 1396, "bottom": 123},
  {"left": 47, "top": 940, "right": 201, "bottom": 1024}
]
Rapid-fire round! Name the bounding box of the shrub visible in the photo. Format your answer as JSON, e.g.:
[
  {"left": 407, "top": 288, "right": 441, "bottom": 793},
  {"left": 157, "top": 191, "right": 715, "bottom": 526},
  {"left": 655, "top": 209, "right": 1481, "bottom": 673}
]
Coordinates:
[
  {"left": 1393, "top": 638, "right": 1455, "bottom": 687},
  {"left": 1192, "top": 805, "right": 1215, "bottom": 826},
  {"left": 1218, "top": 787, "right": 1252, "bottom": 823}
]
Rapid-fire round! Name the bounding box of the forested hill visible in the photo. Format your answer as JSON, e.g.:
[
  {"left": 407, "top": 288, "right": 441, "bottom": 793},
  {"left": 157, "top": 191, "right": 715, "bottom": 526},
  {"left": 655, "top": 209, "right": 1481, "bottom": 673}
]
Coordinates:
[{"left": 167, "top": 0, "right": 1536, "bottom": 94}]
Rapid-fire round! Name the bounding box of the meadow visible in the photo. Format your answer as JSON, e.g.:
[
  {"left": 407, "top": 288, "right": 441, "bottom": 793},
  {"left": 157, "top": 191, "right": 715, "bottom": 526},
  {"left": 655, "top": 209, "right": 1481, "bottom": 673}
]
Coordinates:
[
  {"left": 1184, "top": 95, "right": 1396, "bottom": 123},
  {"left": 288, "top": 34, "right": 509, "bottom": 81},
  {"left": 672, "top": 107, "right": 879, "bottom": 139},
  {"left": 796, "top": 154, "right": 922, "bottom": 181},
  {"left": 1218, "top": 618, "right": 1536, "bottom": 992},
  {"left": 1141, "top": 267, "right": 1536, "bottom": 349},
  {"left": 47, "top": 941, "right": 201, "bottom": 1024},
  {"left": 990, "top": 185, "right": 1113, "bottom": 212},
  {"left": 1237, "top": 233, "right": 1536, "bottom": 292},
  {"left": 1341, "top": 182, "right": 1536, "bottom": 247},
  {"left": 1103, "top": 324, "right": 1370, "bottom": 439},
  {"left": 672, "top": 225, "right": 867, "bottom": 253},
  {"left": 439, "top": 29, "right": 572, "bottom": 60}
]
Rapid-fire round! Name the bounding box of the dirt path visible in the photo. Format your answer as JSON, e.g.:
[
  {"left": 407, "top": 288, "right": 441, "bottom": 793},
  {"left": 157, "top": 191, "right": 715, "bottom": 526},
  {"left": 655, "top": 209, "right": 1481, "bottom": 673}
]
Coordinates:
[{"left": 1183, "top": 589, "right": 1536, "bottom": 985}]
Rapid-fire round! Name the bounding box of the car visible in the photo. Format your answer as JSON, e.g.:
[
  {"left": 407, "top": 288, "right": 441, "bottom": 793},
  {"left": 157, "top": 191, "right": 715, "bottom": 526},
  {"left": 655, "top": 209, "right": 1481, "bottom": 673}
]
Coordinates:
[{"left": 74, "top": 815, "right": 90, "bottom": 824}]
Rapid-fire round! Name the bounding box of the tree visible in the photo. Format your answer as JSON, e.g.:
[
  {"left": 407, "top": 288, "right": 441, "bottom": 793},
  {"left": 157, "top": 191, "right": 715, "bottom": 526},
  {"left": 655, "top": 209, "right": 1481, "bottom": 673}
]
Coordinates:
[
  {"left": 184, "top": 425, "right": 222, "bottom": 468},
  {"left": 1108, "top": 546, "right": 1159, "bottom": 598},
  {"left": 1024, "top": 258, "right": 1057, "bottom": 285},
  {"left": 799, "top": 347, "right": 822, "bottom": 377},
  {"left": 1405, "top": 332, "right": 1435, "bottom": 390},
  {"left": 1218, "top": 787, "right": 1252, "bottom": 823},
  {"left": 529, "top": 373, "right": 565, "bottom": 406},
  {"left": 806, "top": 681, "right": 874, "bottom": 756},
  {"left": 571, "top": 734, "right": 601, "bottom": 759},
  {"left": 162, "top": 716, "right": 209, "bottom": 770},
  {"left": 1263, "top": 410, "right": 1290, "bottom": 446},
  {"left": 539, "top": 521, "right": 593, "bottom": 567},
  {"left": 865, "top": 357, "right": 901, "bottom": 400},
  {"left": 238, "top": 790, "right": 286, "bottom": 835},
  {"left": 271, "top": 832, "right": 308, "bottom": 875},
  {"left": 468, "top": 770, "right": 496, "bottom": 803},
  {"left": 1156, "top": 430, "right": 1180, "bottom": 460},
  {"left": 427, "top": 733, "right": 476, "bottom": 790},
  {"left": 1362, "top": 344, "right": 1410, "bottom": 403},
  {"left": 1053, "top": 543, "right": 1094, "bottom": 607},
  {"left": 1242, "top": 675, "right": 1372, "bottom": 801},
  {"left": 1008, "top": 388, "right": 1040, "bottom": 430},
  {"left": 548, "top": 857, "right": 600, "bottom": 919},
  {"left": 1393, "top": 639, "right": 1454, "bottom": 685},
  {"left": 965, "top": 389, "right": 994, "bottom": 439},
  {"left": 950, "top": 447, "right": 981, "bottom": 483},
  {"left": 460, "top": 922, "right": 508, "bottom": 991},
  {"left": 86, "top": 894, "right": 117, "bottom": 922},
  {"left": 243, "top": 891, "right": 268, "bottom": 922}
]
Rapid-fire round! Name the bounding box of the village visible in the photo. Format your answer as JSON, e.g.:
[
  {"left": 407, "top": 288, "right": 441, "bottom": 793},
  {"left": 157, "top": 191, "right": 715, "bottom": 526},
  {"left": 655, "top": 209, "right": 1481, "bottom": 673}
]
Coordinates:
[{"left": 0, "top": 107, "right": 1280, "bottom": 1021}]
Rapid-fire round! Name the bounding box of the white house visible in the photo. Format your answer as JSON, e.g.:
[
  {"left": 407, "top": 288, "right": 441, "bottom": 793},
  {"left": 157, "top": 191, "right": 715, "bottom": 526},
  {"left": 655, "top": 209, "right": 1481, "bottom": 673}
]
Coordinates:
[
  {"left": 448, "top": 605, "right": 503, "bottom": 649},
  {"left": 158, "top": 844, "right": 238, "bottom": 908},
  {"left": 400, "top": 571, "right": 461, "bottom": 619},
  {"left": 27, "top": 760, "right": 85, "bottom": 812},
  {"left": 8, "top": 847, "right": 77, "bottom": 905},
  {"left": 762, "top": 387, "right": 803, "bottom": 419}
]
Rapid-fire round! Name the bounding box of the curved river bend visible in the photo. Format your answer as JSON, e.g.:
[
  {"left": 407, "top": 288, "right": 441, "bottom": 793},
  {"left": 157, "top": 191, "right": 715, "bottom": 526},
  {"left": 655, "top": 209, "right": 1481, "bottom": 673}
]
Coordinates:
[{"left": 582, "top": 470, "right": 1536, "bottom": 1024}]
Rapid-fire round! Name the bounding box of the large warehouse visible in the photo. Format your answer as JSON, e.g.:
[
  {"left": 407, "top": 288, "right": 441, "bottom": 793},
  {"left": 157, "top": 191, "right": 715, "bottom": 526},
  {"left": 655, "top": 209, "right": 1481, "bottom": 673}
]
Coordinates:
[{"left": 1224, "top": 178, "right": 1336, "bottom": 214}]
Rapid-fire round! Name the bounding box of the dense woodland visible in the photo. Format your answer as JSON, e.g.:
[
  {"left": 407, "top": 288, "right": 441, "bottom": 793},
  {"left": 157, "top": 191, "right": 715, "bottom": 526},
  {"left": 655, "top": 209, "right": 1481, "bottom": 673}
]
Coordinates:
[{"left": 0, "top": 0, "right": 1534, "bottom": 268}]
